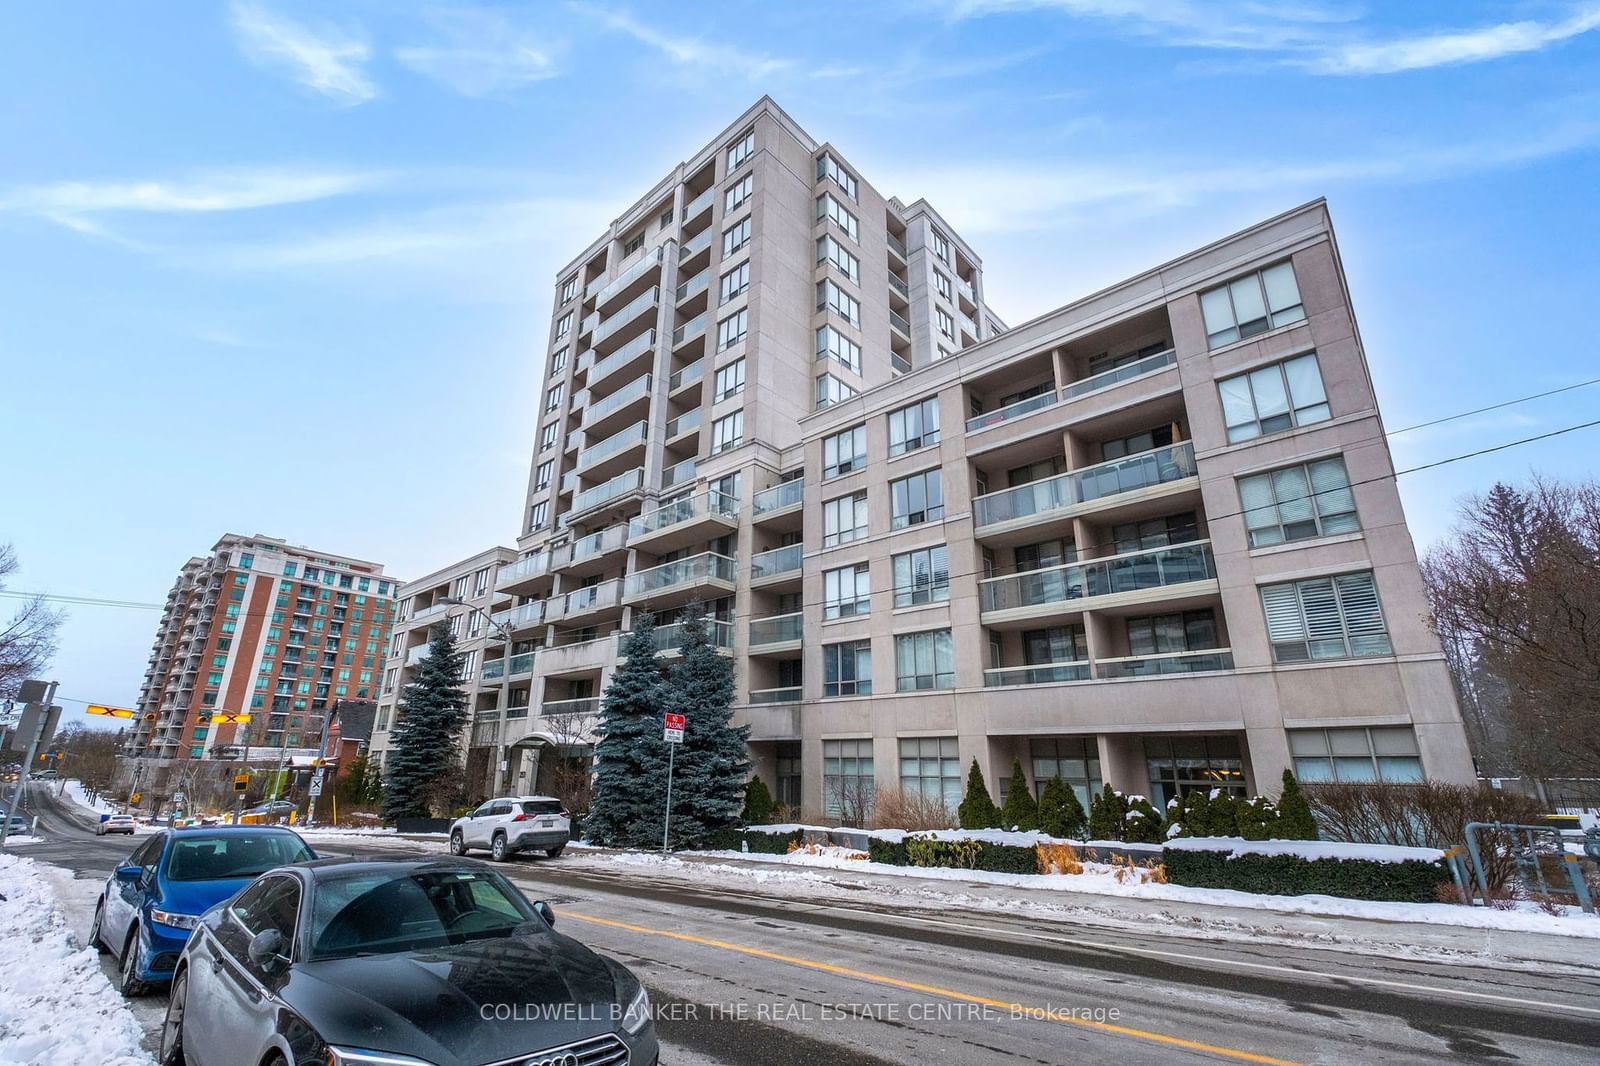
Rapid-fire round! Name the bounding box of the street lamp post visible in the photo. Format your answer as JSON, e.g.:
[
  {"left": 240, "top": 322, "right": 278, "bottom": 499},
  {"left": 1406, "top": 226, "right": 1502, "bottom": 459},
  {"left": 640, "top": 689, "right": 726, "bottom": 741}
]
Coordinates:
[{"left": 437, "top": 597, "right": 517, "bottom": 798}]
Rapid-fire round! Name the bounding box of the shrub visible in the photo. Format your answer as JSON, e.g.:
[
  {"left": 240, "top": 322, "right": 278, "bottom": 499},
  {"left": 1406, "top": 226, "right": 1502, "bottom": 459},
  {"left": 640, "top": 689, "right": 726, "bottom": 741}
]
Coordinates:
[
  {"left": 1000, "top": 759, "right": 1038, "bottom": 832},
  {"left": 741, "top": 777, "right": 776, "bottom": 825},
  {"left": 1166, "top": 790, "right": 1204, "bottom": 838},
  {"left": 1036, "top": 841, "right": 1083, "bottom": 875},
  {"left": 958, "top": 760, "right": 1002, "bottom": 829},
  {"left": 700, "top": 826, "right": 802, "bottom": 854},
  {"left": 1276, "top": 770, "right": 1319, "bottom": 840},
  {"left": 1164, "top": 844, "right": 1447, "bottom": 903},
  {"left": 906, "top": 836, "right": 979, "bottom": 869},
  {"left": 1235, "top": 796, "right": 1279, "bottom": 841},
  {"left": 1037, "top": 777, "right": 1087, "bottom": 839},
  {"left": 973, "top": 841, "right": 1041, "bottom": 874},
  {"left": 1087, "top": 785, "right": 1127, "bottom": 841},
  {"left": 868, "top": 837, "right": 908, "bottom": 865},
  {"left": 871, "top": 786, "right": 958, "bottom": 831},
  {"left": 869, "top": 834, "right": 1040, "bottom": 875},
  {"left": 1123, "top": 795, "right": 1166, "bottom": 844},
  {"left": 1204, "top": 790, "right": 1240, "bottom": 837}
]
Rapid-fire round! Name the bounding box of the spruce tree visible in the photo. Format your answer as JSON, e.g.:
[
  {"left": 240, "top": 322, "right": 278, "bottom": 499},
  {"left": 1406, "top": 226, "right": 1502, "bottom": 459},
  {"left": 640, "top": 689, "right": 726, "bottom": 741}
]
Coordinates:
[
  {"left": 585, "top": 611, "right": 671, "bottom": 847},
  {"left": 381, "top": 623, "right": 468, "bottom": 822},
  {"left": 1087, "top": 784, "right": 1127, "bottom": 841},
  {"left": 1000, "top": 758, "right": 1038, "bottom": 831},
  {"left": 1036, "top": 777, "right": 1087, "bottom": 839},
  {"left": 1123, "top": 795, "right": 1167, "bottom": 844},
  {"left": 1276, "top": 769, "right": 1319, "bottom": 840},
  {"left": 742, "top": 776, "right": 776, "bottom": 825},
  {"left": 957, "top": 759, "right": 1002, "bottom": 829},
  {"left": 659, "top": 603, "right": 750, "bottom": 847}
]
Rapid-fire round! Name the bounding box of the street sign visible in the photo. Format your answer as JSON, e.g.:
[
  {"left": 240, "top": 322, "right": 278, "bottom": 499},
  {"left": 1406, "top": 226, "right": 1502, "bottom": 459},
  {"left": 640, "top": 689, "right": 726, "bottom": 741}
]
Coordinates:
[
  {"left": 663, "top": 712, "right": 685, "bottom": 744},
  {"left": 86, "top": 704, "right": 135, "bottom": 719},
  {"left": 129, "top": 792, "right": 142, "bottom": 805},
  {"left": 233, "top": 773, "right": 250, "bottom": 793},
  {"left": 308, "top": 768, "right": 325, "bottom": 798}
]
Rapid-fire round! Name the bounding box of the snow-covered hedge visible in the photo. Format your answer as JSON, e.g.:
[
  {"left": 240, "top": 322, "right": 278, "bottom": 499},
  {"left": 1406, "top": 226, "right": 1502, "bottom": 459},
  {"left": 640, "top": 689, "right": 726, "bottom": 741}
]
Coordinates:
[
  {"left": 1163, "top": 837, "right": 1449, "bottom": 902},
  {"left": 702, "top": 826, "right": 804, "bottom": 854}
]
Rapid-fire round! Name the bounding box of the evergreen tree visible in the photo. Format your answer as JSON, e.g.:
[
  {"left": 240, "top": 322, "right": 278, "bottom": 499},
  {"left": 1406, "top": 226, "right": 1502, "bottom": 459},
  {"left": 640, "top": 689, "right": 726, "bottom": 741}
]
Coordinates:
[
  {"left": 1276, "top": 769, "right": 1319, "bottom": 840},
  {"left": 659, "top": 603, "right": 750, "bottom": 847},
  {"left": 1036, "top": 777, "right": 1087, "bottom": 839},
  {"left": 1087, "top": 784, "right": 1127, "bottom": 841},
  {"left": 381, "top": 624, "right": 468, "bottom": 821},
  {"left": 1169, "top": 788, "right": 1211, "bottom": 838},
  {"left": 957, "top": 759, "right": 1002, "bottom": 829},
  {"left": 585, "top": 612, "right": 671, "bottom": 847},
  {"left": 742, "top": 776, "right": 776, "bottom": 825},
  {"left": 337, "top": 750, "right": 373, "bottom": 808},
  {"left": 1000, "top": 759, "right": 1038, "bottom": 831},
  {"left": 1205, "top": 789, "right": 1240, "bottom": 837},
  {"left": 1236, "top": 795, "right": 1278, "bottom": 841},
  {"left": 1123, "top": 795, "right": 1167, "bottom": 844}
]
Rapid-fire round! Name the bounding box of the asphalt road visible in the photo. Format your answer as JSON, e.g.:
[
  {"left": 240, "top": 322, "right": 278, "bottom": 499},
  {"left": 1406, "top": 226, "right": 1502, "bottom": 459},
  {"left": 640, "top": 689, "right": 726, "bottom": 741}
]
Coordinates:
[{"left": 12, "top": 785, "right": 1600, "bottom": 1065}]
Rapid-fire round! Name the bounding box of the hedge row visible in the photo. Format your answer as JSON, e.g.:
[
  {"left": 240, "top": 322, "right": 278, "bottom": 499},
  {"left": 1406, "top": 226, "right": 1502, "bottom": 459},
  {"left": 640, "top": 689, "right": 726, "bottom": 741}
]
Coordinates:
[
  {"left": 1162, "top": 847, "right": 1447, "bottom": 903},
  {"left": 701, "top": 826, "right": 804, "bottom": 854},
  {"left": 866, "top": 836, "right": 1037, "bottom": 875}
]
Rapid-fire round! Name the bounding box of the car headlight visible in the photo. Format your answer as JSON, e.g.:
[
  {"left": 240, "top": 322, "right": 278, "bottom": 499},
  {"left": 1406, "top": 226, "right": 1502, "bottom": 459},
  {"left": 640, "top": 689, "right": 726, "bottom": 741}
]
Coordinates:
[
  {"left": 620, "top": 982, "right": 651, "bottom": 1035},
  {"left": 149, "top": 908, "right": 199, "bottom": 930},
  {"left": 325, "top": 1048, "right": 439, "bottom": 1066}
]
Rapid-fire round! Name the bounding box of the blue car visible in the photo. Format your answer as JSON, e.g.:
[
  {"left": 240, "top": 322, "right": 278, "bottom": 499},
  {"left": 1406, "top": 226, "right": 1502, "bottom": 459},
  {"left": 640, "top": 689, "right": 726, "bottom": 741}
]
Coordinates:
[{"left": 91, "top": 826, "right": 316, "bottom": 996}]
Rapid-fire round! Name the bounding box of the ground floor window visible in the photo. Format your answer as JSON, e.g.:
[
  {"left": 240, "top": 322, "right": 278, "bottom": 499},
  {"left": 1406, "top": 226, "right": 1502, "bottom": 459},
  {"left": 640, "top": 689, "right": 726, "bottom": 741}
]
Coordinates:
[
  {"left": 1289, "top": 726, "right": 1422, "bottom": 783},
  {"left": 898, "top": 737, "right": 960, "bottom": 809},
  {"left": 1030, "top": 737, "right": 1102, "bottom": 811},
  {"left": 823, "top": 738, "right": 874, "bottom": 822},
  {"left": 775, "top": 741, "right": 802, "bottom": 810},
  {"left": 1144, "top": 735, "right": 1245, "bottom": 806}
]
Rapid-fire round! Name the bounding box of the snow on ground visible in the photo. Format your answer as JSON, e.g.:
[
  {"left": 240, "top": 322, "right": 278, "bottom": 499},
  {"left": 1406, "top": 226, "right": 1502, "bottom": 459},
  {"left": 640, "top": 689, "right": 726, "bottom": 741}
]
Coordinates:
[
  {"left": 62, "top": 779, "right": 115, "bottom": 816},
  {"left": 0, "top": 836, "right": 43, "bottom": 847},
  {"left": 1164, "top": 837, "right": 1445, "bottom": 863},
  {"left": 0, "top": 854, "right": 154, "bottom": 1065}
]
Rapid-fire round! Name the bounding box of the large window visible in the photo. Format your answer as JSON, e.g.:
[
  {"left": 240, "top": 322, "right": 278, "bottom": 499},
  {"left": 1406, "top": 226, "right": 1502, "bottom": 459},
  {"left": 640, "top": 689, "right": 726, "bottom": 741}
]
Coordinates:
[
  {"left": 823, "top": 491, "right": 869, "bottom": 547},
  {"left": 1111, "top": 511, "right": 1198, "bottom": 554},
  {"left": 544, "top": 383, "right": 563, "bottom": 412},
  {"left": 716, "top": 309, "right": 748, "bottom": 351},
  {"left": 823, "top": 642, "right": 872, "bottom": 696},
  {"left": 1261, "top": 571, "right": 1391, "bottom": 663},
  {"left": 1200, "top": 262, "right": 1304, "bottom": 348},
  {"left": 1125, "top": 609, "right": 1217, "bottom": 656},
  {"left": 815, "top": 373, "right": 857, "bottom": 410},
  {"left": 899, "top": 737, "right": 960, "bottom": 808},
  {"left": 890, "top": 469, "right": 944, "bottom": 529},
  {"left": 559, "top": 276, "right": 577, "bottom": 303},
  {"left": 930, "top": 229, "right": 950, "bottom": 262},
  {"left": 817, "top": 236, "right": 860, "bottom": 283},
  {"left": 711, "top": 411, "right": 743, "bottom": 453},
  {"left": 892, "top": 546, "right": 949, "bottom": 607},
  {"left": 534, "top": 460, "right": 553, "bottom": 491},
  {"left": 823, "top": 564, "right": 870, "bottom": 620},
  {"left": 1289, "top": 726, "right": 1423, "bottom": 784},
  {"left": 1238, "top": 456, "right": 1359, "bottom": 547},
  {"left": 551, "top": 347, "right": 568, "bottom": 372},
  {"left": 822, "top": 424, "right": 867, "bottom": 479},
  {"left": 816, "top": 153, "right": 857, "bottom": 200},
  {"left": 888, "top": 397, "right": 940, "bottom": 457},
  {"left": 539, "top": 423, "right": 558, "bottom": 451},
  {"left": 895, "top": 629, "right": 954, "bottom": 691},
  {"left": 1101, "top": 423, "right": 1173, "bottom": 461},
  {"left": 724, "top": 173, "right": 753, "bottom": 213},
  {"left": 1031, "top": 737, "right": 1101, "bottom": 810},
  {"left": 719, "top": 262, "right": 749, "bottom": 304},
  {"left": 936, "top": 307, "right": 955, "bottom": 339},
  {"left": 1144, "top": 735, "right": 1245, "bottom": 806},
  {"left": 816, "top": 193, "right": 858, "bottom": 240},
  {"left": 935, "top": 272, "right": 953, "bottom": 303},
  {"left": 816, "top": 325, "right": 862, "bottom": 374},
  {"left": 1022, "top": 625, "right": 1086, "bottom": 665},
  {"left": 722, "top": 217, "right": 752, "bottom": 257},
  {"left": 822, "top": 738, "right": 873, "bottom": 820},
  {"left": 714, "top": 358, "right": 745, "bottom": 402},
  {"left": 817, "top": 280, "right": 860, "bottom": 326},
  {"left": 726, "top": 129, "right": 754, "bottom": 169},
  {"left": 1218, "top": 352, "right": 1330, "bottom": 443},
  {"left": 555, "top": 312, "right": 572, "bottom": 339}
]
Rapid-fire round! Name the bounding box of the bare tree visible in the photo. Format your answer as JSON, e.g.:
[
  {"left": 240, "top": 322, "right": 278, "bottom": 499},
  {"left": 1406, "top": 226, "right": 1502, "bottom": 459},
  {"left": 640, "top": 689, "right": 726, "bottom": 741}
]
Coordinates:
[
  {"left": 55, "top": 722, "right": 123, "bottom": 799},
  {"left": 0, "top": 544, "right": 64, "bottom": 698},
  {"left": 541, "top": 710, "right": 597, "bottom": 819},
  {"left": 1422, "top": 477, "right": 1600, "bottom": 780}
]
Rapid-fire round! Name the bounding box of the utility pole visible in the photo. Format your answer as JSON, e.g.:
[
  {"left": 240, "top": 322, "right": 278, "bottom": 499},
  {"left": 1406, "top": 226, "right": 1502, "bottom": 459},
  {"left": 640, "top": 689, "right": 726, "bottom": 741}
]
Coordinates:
[
  {"left": 0, "top": 680, "right": 57, "bottom": 847},
  {"left": 438, "top": 598, "right": 515, "bottom": 797}
]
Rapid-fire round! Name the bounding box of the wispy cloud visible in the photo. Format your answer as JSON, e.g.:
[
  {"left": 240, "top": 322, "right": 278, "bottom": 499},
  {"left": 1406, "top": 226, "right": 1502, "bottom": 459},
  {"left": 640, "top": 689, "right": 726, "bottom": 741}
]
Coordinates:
[
  {"left": 932, "top": 0, "right": 1352, "bottom": 52},
  {"left": 230, "top": 1, "right": 378, "bottom": 103},
  {"left": 574, "top": 5, "right": 803, "bottom": 81},
  {"left": 395, "top": 8, "right": 562, "bottom": 96},
  {"left": 1304, "top": 5, "right": 1600, "bottom": 75}
]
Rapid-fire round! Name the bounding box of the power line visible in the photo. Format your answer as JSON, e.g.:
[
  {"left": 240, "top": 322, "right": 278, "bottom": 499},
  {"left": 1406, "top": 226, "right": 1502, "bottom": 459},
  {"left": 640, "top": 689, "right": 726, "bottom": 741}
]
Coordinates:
[{"left": 1385, "top": 376, "right": 1600, "bottom": 436}]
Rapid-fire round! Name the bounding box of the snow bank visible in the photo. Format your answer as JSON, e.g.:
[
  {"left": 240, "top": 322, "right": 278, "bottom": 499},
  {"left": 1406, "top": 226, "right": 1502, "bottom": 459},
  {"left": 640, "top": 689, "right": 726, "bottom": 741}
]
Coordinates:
[
  {"left": 62, "top": 779, "right": 116, "bottom": 816},
  {"left": 0, "top": 854, "right": 154, "bottom": 1064},
  {"left": 745, "top": 823, "right": 1162, "bottom": 853},
  {"left": 1165, "top": 838, "right": 1445, "bottom": 864}
]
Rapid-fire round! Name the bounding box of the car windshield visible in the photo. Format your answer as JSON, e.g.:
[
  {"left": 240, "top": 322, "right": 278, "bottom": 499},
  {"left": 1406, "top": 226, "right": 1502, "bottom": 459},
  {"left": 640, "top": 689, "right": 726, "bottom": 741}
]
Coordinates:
[
  {"left": 309, "top": 868, "right": 538, "bottom": 960},
  {"left": 164, "top": 834, "right": 314, "bottom": 881}
]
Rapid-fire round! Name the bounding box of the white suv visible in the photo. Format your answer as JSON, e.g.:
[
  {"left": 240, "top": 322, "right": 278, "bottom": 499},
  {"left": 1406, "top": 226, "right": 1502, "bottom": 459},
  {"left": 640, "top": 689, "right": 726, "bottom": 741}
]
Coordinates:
[{"left": 449, "top": 795, "right": 570, "bottom": 862}]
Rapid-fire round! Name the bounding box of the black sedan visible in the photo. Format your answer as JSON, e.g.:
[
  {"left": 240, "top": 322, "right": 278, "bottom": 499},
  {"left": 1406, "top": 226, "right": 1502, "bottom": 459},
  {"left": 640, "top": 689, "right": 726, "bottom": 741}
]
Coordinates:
[{"left": 159, "top": 858, "right": 657, "bottom": 1066}]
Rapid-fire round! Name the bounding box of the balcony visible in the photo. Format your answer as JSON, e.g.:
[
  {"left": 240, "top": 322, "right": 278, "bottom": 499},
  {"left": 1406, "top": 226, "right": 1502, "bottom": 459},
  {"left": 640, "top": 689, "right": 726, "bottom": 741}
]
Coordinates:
[
  {"left": 681, "top": 227, "right": 712, "bottom": 263},
  {"left": 622, "top": 552, "right": 737, "bottom": 605},
  {"left": 751, "top": 479, "right": 804, "bottom": 524},
  {"left": 749, "top": 543, "right": 802, "bottom": 587},
  {"left": 591, "top": 246, "right": 664, "bottom": 313},
  {"left": 556, "top": 577, "right": 624, "bottom": 621},
  {"left": 891, "top": 352, "right": 912, "bottom": 376},
  {"left": 405, "top": 644, "right": 430, "bottom": 666},
  {"left": 889, "top": 309, "right": 911, "bottom": 340},
  {"left": 681, "top": 186, "right": 714, "bottom": 225},
  {"left": 675, "top": 269, "right": 709, "bottom": 306},
  {"left": 748, "top": 686, "right": 801, "bottom": 705},
  {"left": 747, "top": 612, "right": 803, "bottom": 652},
  {"left": 581, "top": 373, "right": 651, "bottom": 433},
  {"left": 627, "top": 491, "right": 739, "bottom": 552},
  {"left": 505, "top": 652, "right": 536, "bottom": 678},
  {"left": 983, "top": 661, "right": 1090, "bottom": 687},
  {"left": 664, "top": 408, "right": 701, "bottom": 444},
  {"left": 887, "top": 231, "right": 907, "bottom": 262},
  {"left": 1060, "top": 348, "right": 1176, "bottom": 402},
  {"left": 661, "top": 457, "right": 698, "bottom": 490},
  {"left": 566, "top": 467, "right": 644, "bottom": 524},
  {"left": 588, "top": 328, "right": 657, "bottom": 389},
  {"left": 644, "top": 619, "right": 733, "bottom": 657},
  {"left": 576, "top": 419, "right": 648, "bottom": 475},
  {"left": 978, "top": 541, "right": 1218, "bottom": 627},
  {"left": 972, "top": 442, "right": 1199, "bottom": 536},
  {"left": 498, "top": 551, "right": 554, "bottom": 592},
  {"left": 539, "top": 633, "right": 617, "bottom": 676},
  {"left": 591, "top": 286, "right": 660, "bottom": 350},
  {"left": 668, "top": 359, "right": 704, "bottom": 393},
  {"left": 560, "top": 525, "right": 629, "bottom": 576},
  {"left": 672, "top": 312, "right": 706, "bottom": 350},
  {"left": 966, "top": 389, "right": 1059, "bottom": 433},
  {"left": 1095, "top": 648, "right": 1234, "bottom": 678},
  {"left": 481, "top": 658, "right": 506, "bottom": 681},
  {"left": 888, "top": 273, "right": 909, "bottom": 301},
  {"left": 491, "top": 600, "right": 546, "bottom": 632},
  {"left": 543, "top": 697, "right": 601, "bottom": 718}
]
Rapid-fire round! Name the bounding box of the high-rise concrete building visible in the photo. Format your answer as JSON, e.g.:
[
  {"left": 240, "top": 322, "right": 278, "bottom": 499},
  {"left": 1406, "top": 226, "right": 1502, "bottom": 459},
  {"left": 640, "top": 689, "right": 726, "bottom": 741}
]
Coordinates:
[
  {"left": 386, "top": 97, "right": 1475, "bottom": 814},
  {"left": 127, "top": 534, "right": 398, "bottom": 766}
]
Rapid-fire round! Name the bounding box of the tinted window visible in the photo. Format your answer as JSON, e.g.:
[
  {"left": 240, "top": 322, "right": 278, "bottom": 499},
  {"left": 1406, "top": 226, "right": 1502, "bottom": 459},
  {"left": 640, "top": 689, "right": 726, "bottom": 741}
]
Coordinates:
[
  {"left": 165, "top": 833, "right": 313, "bottom": 882},
  {"left": 231, "top": 876, "right": 301, "bottom": 939},
  {"left": 130, "top": 834, "right": 167, "bottom": 872},
  {"left": 309, "top": 869, "right": 536, "bottom": 960},
  {"left": 520, "top": 800, "right": 563, "bottom": 816}
]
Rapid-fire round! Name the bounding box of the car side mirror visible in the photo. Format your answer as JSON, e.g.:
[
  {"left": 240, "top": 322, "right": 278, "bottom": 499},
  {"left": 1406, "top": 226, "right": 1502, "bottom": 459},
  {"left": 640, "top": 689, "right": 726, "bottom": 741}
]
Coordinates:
[
  {"left": 114, "top": 865, "right": 143, "bottom": 883},
  {"left": 533, "top": 900, "right": 555, "bottom": 927},
  {"left": 247, "top": 929, "right": 289, "bottom": 972}
]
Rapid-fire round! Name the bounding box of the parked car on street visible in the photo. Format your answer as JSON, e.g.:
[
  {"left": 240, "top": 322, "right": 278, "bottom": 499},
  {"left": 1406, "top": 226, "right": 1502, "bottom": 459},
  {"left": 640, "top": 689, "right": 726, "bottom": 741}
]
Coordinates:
[
  {"left": 245, "top": 799, "right": 296, "bottom": 819},
  {"left": 90, "top": 826, "right": 316, "bottom": 996},
  {"left": 448, "top": 795, "right": 570, "bottom": 862},
  {"left": 158, "top": 858, "right": 658, "bottom": 1066},
  {"left": 97, "top": 813, "right": 138, "bottom": 835},
  {"left": 5, "top": 813, "right": 31, "bottom": 835}
]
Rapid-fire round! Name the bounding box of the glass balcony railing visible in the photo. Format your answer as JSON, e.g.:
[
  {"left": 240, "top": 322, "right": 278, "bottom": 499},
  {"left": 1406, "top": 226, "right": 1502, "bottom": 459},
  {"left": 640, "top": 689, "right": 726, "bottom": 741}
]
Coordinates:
[
  {"left": 681, "top": 187, "right": 714, "bottom": 221},
  {"left": 563, "top": 577, "right": 622, "bottom": 615},
  {"left": 1060, "top": 348, "right": 1176, "bottom": 401},
  {"left": 491, "top": 601, "right": 545, "bottom": 630},
  {"left": 568, "top": 467, "right": 643, "bottom": 517},
  {"left": 591, "top": 286, "right": 660, "bottom": 347},
  {"left": 957, "top": 277, "right": 976, "bottom": 304},
  {"left": 891, "top": 352, "right": 912, "bottom": 375},
  {"left": 750, "top": 543, "right": 802, "bottom": 582},
  {"left": 582, "top": 374, "right": 650, "bottom": 426},
  {"left": 682, "top": 228, "right": 712, "bottom": 258},
  {"left": 983, "top": 661, "right": 1090, "bottom": 687},
  {"left": 889, "top": 309, "right": 911, "bottom": 336},
  {"left": 577, "top": 420, "right": 648, "bottom": 470},
  {"left": 623, "top": 552, "right": 737, "bottom": 600},
  {"left": 960, "top": 312, "right": 979, "bottom": 337},
  {"left": 887, "top": 232, "right": 907, "bottom": 258},
  {"left": 664, "top": 408, "right": 701, "bottom": 440},
  {"left": 1096, "top": 648, "right": 1234, "bottom": 678},
  {"left": 675, "top": 269, "right": 709, "bottom": 304},
  {"left": 748, "top": 612, "right": 803, "bottom": 647},
  {"left": 749, "top": 686, "right": 801, "bottom": 705},
  {"left": 506, "top": 653, "right": 536, "bottom": 677},
  {"left": 628, "top": 491, "right": 738, "bottom": 540},
  {"left": 566, "top": 525, "right": 628, "bottom": 567},
  {"left": 588, "top": 329, "right": 656, "bottom": 385},
  {"left": 973, "top": 442, "right": 1198, "bottom": 529},
  {"left": 481, "top": 658, "right": 506, "bottom": 681},
  {"left": 668, "top": 359, "right": 703, "bottom": 391},
  {"left": 966, "top": 389, "right": 1059, "bottom": 433},
  {"left": 543, "top": 697, "right": 601, "bottom": 718},
  {"left": 591, "top": 247, "right": 664, "bottom": 309},
  {"left": 979, "top": 541, "right": 1216, "bottom": 615},
  {"left": 752, "top": 479, "right": 804, "bottom": 517},
  {"left": 672, "top": 312, "right": 706, "bottom": 347},
  {"left": 650, "top": 619, "right": 733, "bottom": 654}
]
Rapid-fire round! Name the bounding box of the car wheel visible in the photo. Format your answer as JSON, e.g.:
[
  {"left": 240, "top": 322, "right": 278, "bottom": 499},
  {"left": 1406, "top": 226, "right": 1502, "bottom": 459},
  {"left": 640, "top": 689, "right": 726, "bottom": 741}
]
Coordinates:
[
  {"left": 117, "top": 928, "right": 146, "bottom": 998},
  {"left": 159, "top": 969, "right": 188, "bottom": 1065},
  {"left": 89, "top": 902, "right": 109, "bottom": 954},
  {"left": 546, "top": 845, "right": 564, "bottom": 859},
  {"left": 449, "top": 830, "right": 467, "bottom": 856},
  {"left": 491, "top": 833, "right": 509, "bottom": 862}
]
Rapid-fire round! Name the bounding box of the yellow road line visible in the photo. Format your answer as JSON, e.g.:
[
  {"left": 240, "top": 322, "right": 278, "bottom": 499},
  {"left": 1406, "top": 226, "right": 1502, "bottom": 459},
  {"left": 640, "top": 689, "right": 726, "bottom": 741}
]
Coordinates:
[{"left": 562, "top": 910, "right": 1303, "bottom": 1066}]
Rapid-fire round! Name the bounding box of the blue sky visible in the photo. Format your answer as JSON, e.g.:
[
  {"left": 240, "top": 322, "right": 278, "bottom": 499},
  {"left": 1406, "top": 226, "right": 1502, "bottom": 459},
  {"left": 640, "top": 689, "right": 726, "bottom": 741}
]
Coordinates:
[{"left": 4, "top": 1, "right": 1598, "bottom": 727}]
